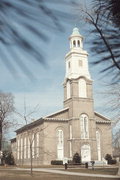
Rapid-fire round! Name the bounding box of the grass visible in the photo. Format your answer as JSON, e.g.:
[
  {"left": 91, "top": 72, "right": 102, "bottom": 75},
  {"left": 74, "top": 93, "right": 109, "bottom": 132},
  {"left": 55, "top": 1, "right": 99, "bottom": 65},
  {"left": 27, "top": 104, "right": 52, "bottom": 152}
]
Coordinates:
[
  {"left": 0, "top": 167, "right": 119, "bottom": 180},
  {"left": 64, "top": 167, "right": 119, "bottom": 175}
]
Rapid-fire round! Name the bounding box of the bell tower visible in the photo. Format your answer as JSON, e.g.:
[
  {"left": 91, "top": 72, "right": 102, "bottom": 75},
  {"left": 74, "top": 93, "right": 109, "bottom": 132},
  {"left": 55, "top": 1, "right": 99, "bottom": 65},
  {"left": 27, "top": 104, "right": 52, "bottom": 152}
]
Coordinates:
[
  {"left": 63, "top": 27, "right": 94, "bottom": 116},
  {"left": 63, "top": 27, "right": 97, "bottom": 161},
  {"left": 65, "top": 27, "right": 91, "bottom": 80}
]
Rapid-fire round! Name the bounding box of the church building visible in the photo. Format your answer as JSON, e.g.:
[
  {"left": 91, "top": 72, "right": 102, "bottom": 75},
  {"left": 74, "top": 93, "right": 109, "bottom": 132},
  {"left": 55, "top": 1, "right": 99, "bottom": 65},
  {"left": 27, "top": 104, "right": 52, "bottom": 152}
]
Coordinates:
[{"left": 13, "top": 28, "right": 112, "bottom": 165}]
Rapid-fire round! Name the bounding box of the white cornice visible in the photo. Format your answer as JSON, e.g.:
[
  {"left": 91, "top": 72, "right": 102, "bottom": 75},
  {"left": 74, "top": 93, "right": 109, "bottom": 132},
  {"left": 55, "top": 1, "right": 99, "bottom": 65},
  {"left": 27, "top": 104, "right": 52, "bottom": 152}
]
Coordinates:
[
  {"left": 44, "top": 107, "right": 69, "bottom": 118},
  {"left": 95, "top": 111, "right": 111, "bottom": 121}
]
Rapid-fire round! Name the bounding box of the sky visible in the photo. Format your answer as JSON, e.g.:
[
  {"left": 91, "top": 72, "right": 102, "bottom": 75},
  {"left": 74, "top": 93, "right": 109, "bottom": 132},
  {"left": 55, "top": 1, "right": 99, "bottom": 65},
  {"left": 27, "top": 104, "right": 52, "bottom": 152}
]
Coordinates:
[{"left": 0, "top": 0, "right": 114, "bottom": 139}]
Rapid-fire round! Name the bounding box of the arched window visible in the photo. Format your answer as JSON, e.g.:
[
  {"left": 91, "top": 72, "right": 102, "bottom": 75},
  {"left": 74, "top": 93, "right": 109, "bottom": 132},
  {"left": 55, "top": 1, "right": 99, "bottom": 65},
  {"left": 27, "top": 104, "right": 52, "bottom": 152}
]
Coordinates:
[
  {"left": 78, "top": 40, "right": 80, "bottom": 47},
  {"left": 73, "top": 40, "right": 76, "bottom": 47},
  {"left": 20, "top": 138, "right": 23, "bottom": 159},
  {"left": 96, "top": 131, "right": 101, "bottom": 161},
  {"left": 28, "top": 137, "right": 30, "bottom": 159},
  {"left": 31, "top": 134, "right": 35, "bottom": 158},
  {"left": 81, "top": 144, "right": 91, "bottom": 162},
  {"left": 79, "top": 78, "right": 87, "bottom": 98},
  {"left": 24, "top": 137, "right": 26, "bottom": 159},
  {"left": 17, "top": 138, "right": 20, "bottom": 160},
  {"left": 57, "top": 129, "right": 64, "bottom": 160},
  {"left": 66, "top": 81, "right": 70, "bottom": 99},
  {"left": 80, "top": 114, "right": 89, "bottom": 139},
  {"left": 36, "top": 132, "right": 39, "bottom": 157}
]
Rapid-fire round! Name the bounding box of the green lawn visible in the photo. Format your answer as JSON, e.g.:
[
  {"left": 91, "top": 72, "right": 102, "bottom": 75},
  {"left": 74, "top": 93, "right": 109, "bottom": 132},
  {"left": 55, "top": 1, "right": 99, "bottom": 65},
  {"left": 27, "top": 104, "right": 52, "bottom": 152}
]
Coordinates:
[
  {"left": 0, "top": 168, "right": 119, "bottom": 180},
  {"left": 65, "top": 167, "right": 118, "bottom": 175}
]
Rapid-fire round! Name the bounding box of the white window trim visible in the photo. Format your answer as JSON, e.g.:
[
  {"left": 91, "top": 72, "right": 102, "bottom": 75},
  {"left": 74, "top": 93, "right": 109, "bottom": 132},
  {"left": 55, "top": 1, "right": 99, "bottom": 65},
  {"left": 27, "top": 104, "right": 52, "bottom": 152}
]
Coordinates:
[
  {"left": 67, "top": 81, "right": 71, "bottom": 99},
  {"left": 57, "top": 129, "right": 64, "bottom": 160},
  {"left": 24, "top": 137, "right": 26, "bottom": 159},
  {"left": 80, "top": 114, "right": 89, "bottom": 139},
  {"left": 17, "top": 139, "right": 20, "bottom": 160},
  {"left": 96, "top": 131, "right": 101, "bottom": 161}
]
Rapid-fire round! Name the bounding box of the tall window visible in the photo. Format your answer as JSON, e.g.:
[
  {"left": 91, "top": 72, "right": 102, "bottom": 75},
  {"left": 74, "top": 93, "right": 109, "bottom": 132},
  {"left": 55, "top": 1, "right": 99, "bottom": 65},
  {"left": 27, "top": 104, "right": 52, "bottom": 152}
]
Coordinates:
[
  {"left": 79, "top": 78, "right": 87, "bottom": 98},
  {"left": 28, "top": 137, "right": 30, "bottom": 159},
  {"left": 96, "top": 131, "right": 101, "bottom": 161},
  {"left": 57, "top": 130, "right": 64, "bottom": 160},
  {"left": 80, "top": 114, "right": 89, "bottom": 139},
  {"left": 69, "top": 125, "right": 72, "bottom": 157},
  {"left": 73, "top": 40, "right": 76, "bottom": 47},
  {"left": 24, "top": 137, "right": 26, "bottom": 159},
  {"left": 70, "top": 142, "right": 72, "bottom": 158},
  {"left": 66, "top": 81, "right": 70, "bottom": 99},
  {"left": 36, "top": 132, "right": 39, "bottom": 157},
  {"left": 32, "top": 134, "right": 35, "bottom": 158},
  {"left": 20, "top": 138, "right": 23, "bottom": 159},
  {"left": 17, "top": 139, "right": 20, "bottom": 160},
  {"left": 70, "top": 125, "right": 72, "bottom": 139},
  {"left": 78, "top": 40, "right": 80, "bottom": 47}
]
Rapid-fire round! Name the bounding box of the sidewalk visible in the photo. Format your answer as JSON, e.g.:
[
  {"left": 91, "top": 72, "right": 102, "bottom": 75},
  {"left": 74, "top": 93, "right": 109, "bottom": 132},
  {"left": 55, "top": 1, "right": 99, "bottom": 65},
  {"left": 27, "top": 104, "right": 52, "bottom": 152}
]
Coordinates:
[{"left": 15, "top": 167, "right": 120, "bottom": 179}]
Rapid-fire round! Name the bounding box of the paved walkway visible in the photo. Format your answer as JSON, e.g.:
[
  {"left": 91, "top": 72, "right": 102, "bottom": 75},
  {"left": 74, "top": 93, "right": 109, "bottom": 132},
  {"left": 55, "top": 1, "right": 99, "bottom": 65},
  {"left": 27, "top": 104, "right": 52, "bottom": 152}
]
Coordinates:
[{"left": 15, "top": 167, "right": 120, "bottom": 179}]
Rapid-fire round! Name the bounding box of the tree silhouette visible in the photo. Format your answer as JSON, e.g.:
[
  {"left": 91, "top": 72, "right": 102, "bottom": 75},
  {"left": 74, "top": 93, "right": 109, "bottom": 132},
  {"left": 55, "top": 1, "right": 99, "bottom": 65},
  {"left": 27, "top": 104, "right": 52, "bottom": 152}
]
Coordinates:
[
  {"left": 77, "top": 1, "right": 120, "bottom": 83},
  {"left": 0, "top": 0, "right": 74, "bottom": 78},
  {"left": 0, "top": 92, "right": 14, "bottom": 151}
]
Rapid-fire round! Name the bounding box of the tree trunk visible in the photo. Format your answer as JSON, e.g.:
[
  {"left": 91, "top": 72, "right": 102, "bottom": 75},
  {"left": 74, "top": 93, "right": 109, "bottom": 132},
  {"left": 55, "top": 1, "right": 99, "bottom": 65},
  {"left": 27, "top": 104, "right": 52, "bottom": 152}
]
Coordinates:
[{"left": 0, "top": 121, "right": 2, "bottom": 151}]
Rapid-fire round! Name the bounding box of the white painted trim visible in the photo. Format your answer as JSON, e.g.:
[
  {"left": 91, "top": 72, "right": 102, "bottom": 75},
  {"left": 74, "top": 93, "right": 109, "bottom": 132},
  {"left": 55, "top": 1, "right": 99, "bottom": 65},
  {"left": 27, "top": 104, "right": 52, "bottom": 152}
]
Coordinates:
[
  {"left": 96, "top": 131, "right": 101, "bottom": 161},
  {"left": 17, "top": 139, "right": 20, "bottom": 160},
  {"left": 44, "top": 107, "right": 69, "bottom": 118},
  {"left": 95, "top": 111, "right": 111, "bottom": 121},
  {"left": 57, "top": 130, "right": 64, "bottom": 160},
  {"left": 36, "top": 132, "right": 39, "bottom": 157},
  {"left": 24, "top": 137, "right": 26, "bottom": 159}
]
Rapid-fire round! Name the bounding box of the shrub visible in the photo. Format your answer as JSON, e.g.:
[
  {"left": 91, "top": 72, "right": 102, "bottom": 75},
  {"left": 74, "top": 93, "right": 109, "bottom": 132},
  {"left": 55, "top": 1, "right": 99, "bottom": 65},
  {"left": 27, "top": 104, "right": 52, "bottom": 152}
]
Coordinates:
[
  {"left": 109, "top": 159, "right": 117, "bottom": 164},
  {"left": 2, "top": 150, "right": 15, "bottom": 165},
  {"left": 105, "top": 154, "right": 116, "bottom": 164},
  {"left": 51, "top": 160, "right": 63, "bottom": 165},
  {"left": 73, "top": 152, "right": 81, "bottom": 164}
]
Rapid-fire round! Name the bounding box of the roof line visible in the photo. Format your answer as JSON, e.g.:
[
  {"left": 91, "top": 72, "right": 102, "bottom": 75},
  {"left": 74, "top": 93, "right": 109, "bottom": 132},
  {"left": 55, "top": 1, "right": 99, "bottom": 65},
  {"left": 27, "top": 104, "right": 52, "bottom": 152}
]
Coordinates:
[
  {"left": 44, "top": 107, "right": 69, "bottom": 118},
  {"left": 95, "top": 111, "right": 111, "bottom": 121},
  {"left": 44, "top": 118, "right": 69, "bottom": 122}
]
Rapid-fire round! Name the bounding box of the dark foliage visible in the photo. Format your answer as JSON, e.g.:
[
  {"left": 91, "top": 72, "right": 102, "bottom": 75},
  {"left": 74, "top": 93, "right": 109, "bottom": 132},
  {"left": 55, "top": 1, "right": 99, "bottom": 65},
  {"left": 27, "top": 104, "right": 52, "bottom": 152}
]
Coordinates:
[
  {"left": 105, "top": 153, "right": 112, "bottom": 161},
  {"left": 73, "top": 152, "right": 81, "bottom": 164},
  {"left": 1, "top": 150, "right": 15, "bottom": 165},
  {"left": 105, "top": 153, "right": 116, "bottom": 164},
  {"left": 0, "top": 0, "right": 74, "bottom": 78},
  {"left": 51, "top": 160, "right": 63, "bottom": 165},
  {"left": 93, "top": 0, "right": 120, "bottom": 27},
  {"left": 89, "top": 0, "right": 120, "bottom": 82},
  {"left": 0, "top": 92, "right": 14, "bottom": 150}
]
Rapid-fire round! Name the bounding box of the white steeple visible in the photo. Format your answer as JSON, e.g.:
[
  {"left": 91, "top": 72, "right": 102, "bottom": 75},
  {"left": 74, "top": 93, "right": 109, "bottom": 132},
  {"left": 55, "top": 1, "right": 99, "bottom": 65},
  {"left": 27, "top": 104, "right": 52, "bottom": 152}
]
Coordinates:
[{"left": 65, "top": 27, "right": 91, "bottom": 80}]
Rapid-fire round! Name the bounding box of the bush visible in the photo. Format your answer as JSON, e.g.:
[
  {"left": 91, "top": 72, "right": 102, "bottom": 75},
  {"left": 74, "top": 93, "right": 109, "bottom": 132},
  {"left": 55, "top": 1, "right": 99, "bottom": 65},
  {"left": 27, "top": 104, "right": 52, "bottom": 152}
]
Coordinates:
[
  {"left": 109, "top": 159, "right": 117, "bottom": 164},
  {"left": 51, "top": 160, "right": 63, "bottom": 165},
  {"left": 1, "top": 151, "right": 15, "bottom": 165},
  {"left": 73, "top": 152, "right": 81, "bottom": 164},
  {"left": 105, "top": 154, "right": 116, "bottom": 164}
]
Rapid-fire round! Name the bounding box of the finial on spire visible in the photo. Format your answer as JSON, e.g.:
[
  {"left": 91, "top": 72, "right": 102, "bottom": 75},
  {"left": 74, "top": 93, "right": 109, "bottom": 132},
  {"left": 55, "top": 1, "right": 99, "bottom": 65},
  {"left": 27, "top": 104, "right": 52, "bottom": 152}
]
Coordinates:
[
  {"left": 75, "top": 23, "right": 77, "bottom": 27},
  {"left": 72, "top": 27, "right": 80, "bottom": 36}
]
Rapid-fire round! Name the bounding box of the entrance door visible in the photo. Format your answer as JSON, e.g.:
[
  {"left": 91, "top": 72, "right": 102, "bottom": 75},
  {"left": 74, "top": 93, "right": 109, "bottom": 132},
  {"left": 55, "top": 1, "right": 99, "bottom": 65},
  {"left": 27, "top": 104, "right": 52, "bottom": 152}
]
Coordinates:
[{"left": 81, "top": 144, "right": 91, "bottom": 162}]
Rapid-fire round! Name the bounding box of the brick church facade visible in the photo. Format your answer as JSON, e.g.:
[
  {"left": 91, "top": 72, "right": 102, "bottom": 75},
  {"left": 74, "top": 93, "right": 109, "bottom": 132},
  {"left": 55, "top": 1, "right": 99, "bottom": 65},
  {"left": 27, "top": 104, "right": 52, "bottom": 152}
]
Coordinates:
[{"left": 12, "top": 28, "right": 112, "bottom": 165}]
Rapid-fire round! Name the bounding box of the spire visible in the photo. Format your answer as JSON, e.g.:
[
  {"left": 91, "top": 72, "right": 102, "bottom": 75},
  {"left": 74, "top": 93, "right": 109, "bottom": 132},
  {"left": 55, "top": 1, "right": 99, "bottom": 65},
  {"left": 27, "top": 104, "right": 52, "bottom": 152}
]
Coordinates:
[
  {"left": 69, "top": 27, "right": 83, "bottom": 49},
  {"left": 72, "top": 27, "right": 81, "bottom": 36},
  {"left": 65, "top": 27, "right": 91, "bottom": 80}
]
